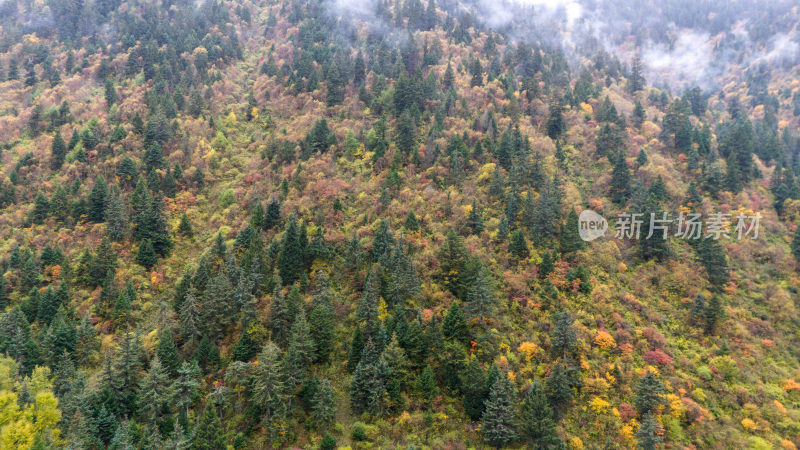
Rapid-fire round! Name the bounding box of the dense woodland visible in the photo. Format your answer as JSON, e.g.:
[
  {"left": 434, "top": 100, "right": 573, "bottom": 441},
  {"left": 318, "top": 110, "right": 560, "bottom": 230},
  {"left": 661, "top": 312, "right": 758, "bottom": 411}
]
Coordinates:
[{"left": 0, "top": 0, "right": 800, "bottom": 448}]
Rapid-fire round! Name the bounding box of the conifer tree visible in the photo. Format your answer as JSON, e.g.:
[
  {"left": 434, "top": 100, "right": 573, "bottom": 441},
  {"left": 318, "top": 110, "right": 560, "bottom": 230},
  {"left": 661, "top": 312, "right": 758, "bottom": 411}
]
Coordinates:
[
  {"left": 519, "top": 380, "right": 561, "bottom": 448},
  {"left": 285, "top": 310, "right": 314, "bottom": 390},
  {"left": 278, "top": 216, "right": 304, "bottom": 285},
  {"left": 610, "top": 157, "right": 631, "bottom": 205},
  {"left": 792, "top": 225, "right": 800, "bottom": 264},
  {"left": 349, "top": 339, "right": 388, "bottom": 415},
  {"left": 415, "top": 365, "right": 439, "bottom": 402},
  {"left": 309, "top": 272, "right": 336, "bottom": 363},
  {"left": 510, "top": 229, "right": 529, "bottom": 259},
  {"left": 51, "top": 131, "right": 67, "bottom": 170},
  {"left": 105, "top": 186, "right": 128, "bottom": 242},
  {"left": 550, "top": 310, "right": 577, "bottom": 360},
  {"left": 251, "top": 342, "right": 286, "bottom": 424},
  {"left": 311, "top": 378, "right": 336, "bottom": 430},
  {"left": 178, "top": 213, "right": 193, "bottom": 237},
  {"left": 138, "top": 355, "right": 172, "bottom": 429},
  {"left": 635, "top": 412, "right": 663, "bottom": 450},
  {"left": 156, "top": 329, "right": 180, "bottom": 376},
  {"left": 634, "top": 371, "right": 667, "bottom": 416},
  {"left": 193, "top": 405, "right": 226, "bottom": 450},
  {"left": 481, "top": 372, "right": 516, "bottom": 448},
  {"left": 695, "top": 237, "right": 729, "bottom": 288},
  {"left": 268, "top": 282, "right": 291, "bottom": 347},
  {"left": 465, "top": 267, "right": 496, "bottom": 328},
  {"left": 560, "top": 208, "right": 585, "bottom": 253},
  {"left": 136, "top": 239, "right": 157, "bottom": 270},
  {"left": 462, "top": 357, "right": 488, "bottom": 420},
  {"left": 442, "top": 301, "right": 469, "bottom": 344},
  {"left": 545, "top": 363, "right": 574, "bottom": 420},
  {"left": 88, "top": 175, "right": 108, "bottom": 223}
]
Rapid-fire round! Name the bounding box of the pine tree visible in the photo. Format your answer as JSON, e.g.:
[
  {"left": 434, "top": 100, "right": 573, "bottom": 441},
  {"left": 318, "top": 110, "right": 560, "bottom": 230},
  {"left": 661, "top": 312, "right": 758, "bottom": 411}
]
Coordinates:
[
  {"left": 138, "top": 355, "right": 172, "bottom": 429},
  {"left": 156, "top": 330, "right": 180, "bottom": 377},
  {"left": 309, "top": 272, "right": 336, "bottom": 363},
  {"left": 268, "top": 282, "right": 291, "bottom": 347},
  {"left": 88, "top": 175, "right": 108, "bottom": 223},
  {"left": 465, "top": 267, "right": 496, "bottom": 328},
  {"left": 481, "top": 372, "right": 516, "bottom": 448},
  {"left": 550, "top": 310, "right": 577, "bottom": 360},
  {"left": 178, "top": 213, "right": 193, "bottom": 237},
  {"left": 278, "top": 216, "right": 304, "bottom": 285},
  {"left": 192, "top": 406, "right": 226, "bottom": 450},
  {"left": 252, "top": 342, "right": 286, "bottom": 424},
  {"left": 105, "top": 186, "right": 128, "bottom": 242},
  {"left": 703, "top": 295, "right": 724, "bottom": 335},
  {"left": 442, "top": 301, "right": 469, "bottom": 344},
  {"left": 135, "top": 239, "right": 157, "bottom": 270},
  {"left": 545, "top": 363, "right": 573, "bottom": 420},
  {"left": 51, "top": 131, "right": 67, "bottom": 170},
  {"left": 285, "top": 310, "right": 314, "bottom": 390},
  {"left": 635, "top": 412, "right": 663, "bottom": 450},
  {"left": 415, "top": 365, "right": 439, "bottom": 402},
  {"left": 311, "top": 378, "right": 336, "bottom": 430},
  {"left": 634, "top": 371, "right": 667, "bottom": 416},
  {"left": 610, "top": 157, "right": 631, "bottom": 205},
  {"left": 519, "top": 380, "right": 561, "bottom": 448},
  {"left": 349, "top": 339, "right": 388, "bottom": 415},
  {"left": 462, "top": 357, "right": 488, "bottom": 420},
  {"left": 560, "top": 208, "right": 585, "bottom": 253},
  {"left": 695, "top": 237, "right": 729, "bottom": 288},
  {"left": 792, "top": 226, "right": 800, "bottom": 264},
  {"left": 356, "top": 266, "right": 381, "bottom": 335}
]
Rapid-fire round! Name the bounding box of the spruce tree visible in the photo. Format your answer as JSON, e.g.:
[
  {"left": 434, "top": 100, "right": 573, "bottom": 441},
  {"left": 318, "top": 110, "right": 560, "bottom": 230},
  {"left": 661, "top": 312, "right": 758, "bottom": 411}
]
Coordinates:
[
  {"left": 251, "top": 342, "right": 286, "bottom": 424},
  {"left": 135, "top": 239, "right": 157, "bottom": 270},
  {"left": 634, "top": 371, "right": 667, "bottom": 416},
  {"left": 88, "top": 175, "right": 108, "bottom": 223},
  {"left": 193, "top": 406, "right": 226, "bottom": 450},
  {"left": 610, "top": 157, "right": 631, "bottom": 205},
  {"left": 156, "top": 330, "right": 180, "bottom": 376},
  {"left": 278, "top": 216, "right": 304, "bottom": 285},
  {"left": 635, "top": 413, "right": 663, "bottom": 450},
  {"left": 465, "top": 267, "right": 496, "bottom": 328},
  {"left": 178, "top": 213, "right": 193, "bottom": 237},
  {"left": 268, "top": 282, "right": 291, "bottom": 347},
  {"left": 415, "top": 365, "right": 439, "bottom": 402},
  {"left": 519, "top": 380, "right": 561, "bottom": 448},
  {"left": 792, "top": 225, "right": 800, "bottom": 264},
  {"left": 560, "top": 209, "right": 585, "bottom": 253},
  {"left": 284, "top": 310, "right": 314, "bottom": 390},
  {"left": 311, "top": 378, "right": 336, "bottom": 430},
  {"left": 545, "top": 363, "right": 573, "bottom": 420},
  {"left": 481, "top": 372, "right": 516, "bottom": 448},
  {"left": 51, "top": 131, "right": 67, "bottom": 170},
  {"left": 309, "top": 272, "right": 336, "bottom": 363},
  {"left": 138, "top": 355, "right": 172, "bottom": 429},
  {"left": 442, "top": 300, "right": 469, "bottom": 344},
  {"left": 550, "top": 310, "right": 577, "bottom": 360},
  {"left": 462, "top": 357, "right": 488, "bottom": 420},
  {"left": 510, "top": 229, "right": 529, "bottom": 259}
]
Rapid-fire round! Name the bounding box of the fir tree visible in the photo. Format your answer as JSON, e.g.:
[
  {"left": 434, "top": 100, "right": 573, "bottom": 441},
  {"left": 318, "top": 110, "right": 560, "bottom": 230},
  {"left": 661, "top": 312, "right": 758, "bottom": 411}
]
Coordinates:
[
  {"left": 465, "top": 267, "right": 496, "bottom": 328},
  {"left": 349, "top": 339, "right": 388, "bottom": 415},
  {"left": 311, "top": 378, "right": 336, "bottom": 430},
  {"left": 138, "top": 355, "right": 172, "bottom": 429},
  {"left": 550, "top": 310, "right": 577, "bottom": 360},
  {"left": 610, "top": 157, "right": 631, "bottom": 205},
  {"left": 518, "top": 380, "right": 561, "bottom": 448},
  {"left": 481, "top": 372, "right": 516, "bottom": 448},
  {"left": 135, "top": 239, "right": 157, "bottom": 270},
  {"left": 442, "top": 301, "right": 469, "bottom": 344},
  {"left": 251, "top": 342, "right": 286, "bottom": 424},
  {"left": 178, "top": 213, "right": 193, "bottom": 237},
  {"left": 545, "top": 363, "right": 574, "bottom": 420},
  {"left": 309, "top": 272, "right": 336, "bottom": 363},
  {"left": 560, "top": 208, "right": 585, "bottom": 253},
  {"left": 51, "top": 131, "right": 67, "bottom": 170},
  {"left": 634, "top": 371, "right": 667, "bottom": 416},
  {"left": 192, "top": 406, "right": 226, "bottom": 450},
  {"left": 415, "top": 365, "right": 439, "bottom": 402},
  {"left": 635, "top": 413, "right": 663, "bottom": 450},
  {"left": 278, "top": 216, "right": 304, "bottom": 285},
  {"left": 284, "top": 310, "right": 314, "bottom": 390},
  {"left": 88, "top": 175, "right": 108, "bottom": 223},
  {"left": 156, "top": 330, "right": 180, "bottom": 377}
]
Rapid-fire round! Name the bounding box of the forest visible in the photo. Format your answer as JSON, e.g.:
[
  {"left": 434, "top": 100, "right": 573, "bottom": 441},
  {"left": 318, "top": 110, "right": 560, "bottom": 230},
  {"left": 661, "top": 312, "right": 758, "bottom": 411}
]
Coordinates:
[{"left": 0, "top": 0, "right": 799, "bottom": 448}]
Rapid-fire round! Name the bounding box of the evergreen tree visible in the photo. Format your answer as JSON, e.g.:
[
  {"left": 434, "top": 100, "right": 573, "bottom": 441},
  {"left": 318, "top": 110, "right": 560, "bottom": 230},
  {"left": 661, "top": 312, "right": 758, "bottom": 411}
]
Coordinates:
[
  {"left": 268, "top": 281, "right": 291, "bottom": 347},
  {"left": 550, "top": 310, "right": 577, "bottom": 360},
  {"left": 178, "top": 213, "right": 193, "bottom": 237},
  {"left": 546, "top": 96, "right": 566, "bottom": 140},
  {"left": 278, "top": 216, "right": 304, "bottom": 285},
  {"left": 156, "top": 330, "right": 180, "bottom": 376},
  {"left": 518, "top": 380, "right": 561, "bottom": 448},
  {"left": 284, "top": 310, "right": 314, "bottom": 390},
  {"left": 510, "top": 229, "right": 529, "bottom": 259},
  {"left": 695, "top": 237, "right": 729, "bottom": 288},
  {"left": 466, "top": 203, "right": 484, "bottom": 235},
  {"left": 634, "top": 371, "right": 667, "bottom": 416},
  {"left": 462, "top": 357, "right": 488, "bottom": 420},
  {"left": 309, "top": 272, "right": 336, "bottom": 363},
  {"left": 349, "top": 339, "right": 388, "bottom": 415},
  {"left": 251, "top": 342, "right": 286, "bottom": 424},
  {"left": 138, "top": 355, "right": 172, "bottom": 429},
  {"left": 415, "top": 365, "right": 439, "bottom": 402},
  {"left": 395, "top": 110, "right": 419, "bottom": 155},
  {"left": 135, "top": 239, "right": 157, "bottom": 270},
  {"left": 545, "top": 363, "right": 574, "bottom": 419},
  {"left": 465, "top": 267, "right": 496, "bottom": 328},
  {"left": 105, "top": 186, "right": 129, "bottom": 242},
  {"left": 51, "top": 131, "right": 67, "bottom": 170},
  {"left": 88, "top": 175, "right": 108, "bottom": 223},
  {"left": 635, "top": 413, "right": 663, "bottom": 450},
  {"left": 311, "top": 378, "right": 336, "bottom": 430},
  {"left": 442, "top": 301, "right": 469, "bottom": 344},
  {"left": 703, "top": 295, "right": 724, "bottom": 335},
  {"left": 610, "top": 157, "right": 631, "bottom": 204},
  {"left": 356, "top": 266, "right": 381, "bottom": 335},
  {"left": 481, "top": 372, "right": 516, "bottom": 448},
  {"left": 792, "top": 225, "right": 800, "bottom": 264},
  {"left": 560, "top": 209, "right": 585, "bottom": 253},
  {"left": 404, "top": 210, "right": 419, "bottom": 231},
  {"left": 30, "top": 193, "right": 51, "bottom": 225},
  {"left": 192, "top": 406, "right": 226, "bottom": 450}
]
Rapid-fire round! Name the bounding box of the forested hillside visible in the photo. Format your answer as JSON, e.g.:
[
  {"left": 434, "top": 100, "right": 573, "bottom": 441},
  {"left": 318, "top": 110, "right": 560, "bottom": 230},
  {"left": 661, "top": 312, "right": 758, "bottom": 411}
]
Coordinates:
[{"left": 0, "top": 0, "right": 800, "bottom": 448}]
